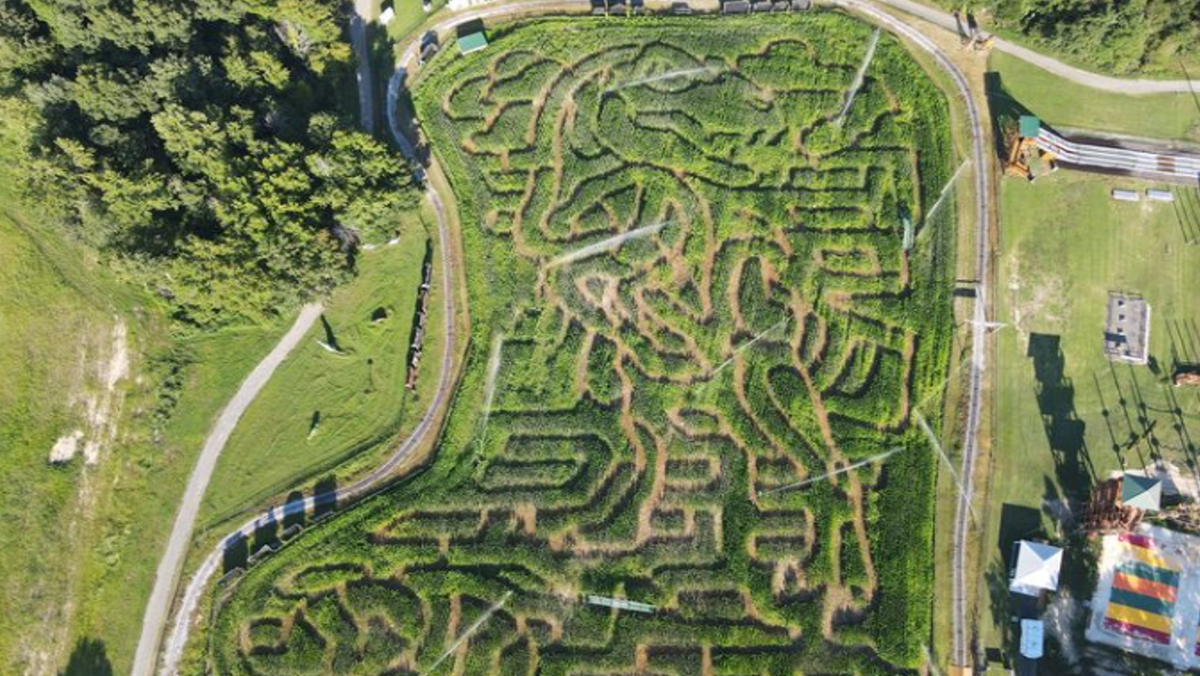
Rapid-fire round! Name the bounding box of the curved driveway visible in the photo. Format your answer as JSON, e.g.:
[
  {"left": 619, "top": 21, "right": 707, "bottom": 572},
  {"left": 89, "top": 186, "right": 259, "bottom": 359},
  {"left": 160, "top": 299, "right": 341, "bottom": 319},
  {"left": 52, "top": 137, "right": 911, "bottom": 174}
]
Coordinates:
[
  {"left": 875, "top": 0, "right": 1196, "bottom": 94},
  {"left": 129, "top": 302, "right": 324, "bottom": 676},
  {"left": 143, "top": 2, "right": 1000, "bottom": 674},
  {"left": 150, "top": 183, "right": 459, "bottom": 676}
]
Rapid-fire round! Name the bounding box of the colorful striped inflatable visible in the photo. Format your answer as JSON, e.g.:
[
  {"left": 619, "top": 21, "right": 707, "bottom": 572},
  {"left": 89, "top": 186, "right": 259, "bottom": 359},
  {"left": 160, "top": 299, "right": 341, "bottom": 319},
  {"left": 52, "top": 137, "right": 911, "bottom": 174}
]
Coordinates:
[{"left": 1103, "top": 533, "right": 1179, "bottom": 645}]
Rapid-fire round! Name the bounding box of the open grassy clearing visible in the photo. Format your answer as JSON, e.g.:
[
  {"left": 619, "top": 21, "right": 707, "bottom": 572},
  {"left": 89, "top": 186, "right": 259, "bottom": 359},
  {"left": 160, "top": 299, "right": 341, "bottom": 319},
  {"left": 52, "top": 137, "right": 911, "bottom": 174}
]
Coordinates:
[
  {"left": 0, "top": 166, "right": 294, "bottom": 674},
  {"left": 987, "top": 51, "right": 1200, "bottom": 143},
  {"left": 384, "top": 0, "right": 447, "bottom": 45},
  {"left": 981, "top": 170, "right": 1200, "bottom": 674},
  {"left": 207, "top": 13, "right": 959, "bottom": 676},
  {"left": 200, "top": 210, "right": 441, "bottom": 527}
]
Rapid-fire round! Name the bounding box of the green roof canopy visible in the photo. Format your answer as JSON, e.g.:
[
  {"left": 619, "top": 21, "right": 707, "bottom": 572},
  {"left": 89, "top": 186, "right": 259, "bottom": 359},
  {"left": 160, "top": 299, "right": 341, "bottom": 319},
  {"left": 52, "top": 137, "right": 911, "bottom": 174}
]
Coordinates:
[
  {"left": 1122, "top": 473, "right": 1162, "bottom": 511},
  {"left": 457, "top": 31, "right": 488, "bottom": 54},
  {"left": 1019, "top": 115, "right": 1042, "bottom": 139}
]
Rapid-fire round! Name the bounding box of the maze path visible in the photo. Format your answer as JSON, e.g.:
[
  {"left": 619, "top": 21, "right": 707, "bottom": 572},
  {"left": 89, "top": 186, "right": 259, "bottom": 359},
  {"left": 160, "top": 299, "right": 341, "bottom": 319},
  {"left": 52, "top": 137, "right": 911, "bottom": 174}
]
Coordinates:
[{"left": 213, "top": 15, "right": 957, "bottom": 676}]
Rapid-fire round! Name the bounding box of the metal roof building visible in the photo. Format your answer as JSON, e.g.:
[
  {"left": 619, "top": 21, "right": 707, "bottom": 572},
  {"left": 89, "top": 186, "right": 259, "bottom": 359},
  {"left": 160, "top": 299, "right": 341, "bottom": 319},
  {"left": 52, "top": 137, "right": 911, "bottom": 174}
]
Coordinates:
[
  {"left": 1122, "top": 474, "right": 1163, "bottom": 511},
  {"left": 457, "top": 31, "right": 488, "bottom": 55},
  {"left": 1104, "top": 294, "right": 1150, "bottom": 365}
]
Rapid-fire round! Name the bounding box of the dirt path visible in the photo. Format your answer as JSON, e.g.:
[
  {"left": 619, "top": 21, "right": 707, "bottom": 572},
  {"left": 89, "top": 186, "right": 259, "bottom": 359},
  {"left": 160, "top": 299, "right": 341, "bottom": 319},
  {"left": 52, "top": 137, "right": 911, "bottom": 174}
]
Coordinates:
[{"left": 130, "top": 302, "right": 324, "bottom": 676}]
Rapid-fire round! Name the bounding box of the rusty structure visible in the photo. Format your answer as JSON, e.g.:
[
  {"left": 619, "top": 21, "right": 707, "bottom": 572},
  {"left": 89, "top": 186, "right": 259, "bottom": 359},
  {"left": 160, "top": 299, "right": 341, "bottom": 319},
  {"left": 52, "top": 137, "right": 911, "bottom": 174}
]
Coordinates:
[
  {"left": 405, "top": 243, "right": 434, "bottom": 391},
  {"left": 1082, "top": 477, "right": 1144, "bottom": 535},
  {"left": 1174, "top": 365, "right": 1200, "bottom": 387}
]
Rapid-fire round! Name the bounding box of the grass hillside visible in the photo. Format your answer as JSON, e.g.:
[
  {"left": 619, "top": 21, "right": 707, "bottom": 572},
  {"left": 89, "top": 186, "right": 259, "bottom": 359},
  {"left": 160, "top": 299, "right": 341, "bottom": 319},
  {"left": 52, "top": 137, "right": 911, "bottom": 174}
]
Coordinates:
[
  {"left": 200, "top": 206, "right": 444, "bottom": 527},
  {"left": 988, "top": 51, "right": 1200, "bottom": 144},
  {"left": 0, "top": 166, "right": 292, "bottom": 673}
]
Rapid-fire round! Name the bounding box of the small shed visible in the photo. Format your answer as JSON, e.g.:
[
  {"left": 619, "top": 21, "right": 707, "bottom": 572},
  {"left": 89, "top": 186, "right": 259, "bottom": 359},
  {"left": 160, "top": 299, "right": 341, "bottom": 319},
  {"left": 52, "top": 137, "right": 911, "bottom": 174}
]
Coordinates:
[
  {"left": 1146, "top": 189, "right": 1175, "bottom": 202},
  {"left": 379, "top": 7, "right": 395, "bottom": 24},
  {"left": 1104, "top": 294, "right": 1150, "bottom": 365},
  {"left": 457, "top": 31, "right": 488, "bottom": 55},
  {"left": 1112, "top": 189, "right": 1140, "bottom": 202},
  {"left": 1020, "top": 619, "right": 1045, "bottom": 659},
  {"left": 1019, "top": 115, "right": 1041, "bottom": 139},
  {"left": 1122, "top": 474, "right": 1163, "bottom": 511},
  {"left": 1010, "top": 541, "right": 1063, "bottom": 596}
]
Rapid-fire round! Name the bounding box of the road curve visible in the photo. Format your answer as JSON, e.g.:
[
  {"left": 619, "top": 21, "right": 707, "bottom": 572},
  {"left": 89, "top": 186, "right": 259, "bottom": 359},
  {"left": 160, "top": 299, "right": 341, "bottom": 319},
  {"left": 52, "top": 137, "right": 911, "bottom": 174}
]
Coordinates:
[
  {"left": 152, "top": 184, "right": 459, "bottom": 676},
  {"left": 874, "top": 0, "right": 1196, "bottom": 94},
  {"left": 129, "top": 302, "right": 324, "bottom": 676},
  {"left": 834, "top": 0, "right": 991, "bottom": 668}
]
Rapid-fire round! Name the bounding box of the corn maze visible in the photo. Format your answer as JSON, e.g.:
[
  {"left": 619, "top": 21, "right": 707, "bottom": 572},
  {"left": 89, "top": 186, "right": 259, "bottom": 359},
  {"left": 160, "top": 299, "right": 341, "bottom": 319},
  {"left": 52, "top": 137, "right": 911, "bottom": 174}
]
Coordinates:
[{"left": 211, "top": 13, "right": 959, "bottom": 676}]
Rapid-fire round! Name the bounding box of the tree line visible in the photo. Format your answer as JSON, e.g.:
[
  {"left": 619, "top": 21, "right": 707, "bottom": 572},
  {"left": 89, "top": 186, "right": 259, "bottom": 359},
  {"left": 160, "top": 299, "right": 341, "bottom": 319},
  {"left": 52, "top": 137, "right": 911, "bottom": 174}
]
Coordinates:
[
  {"left": 962, "top": 0, "right": 1200, "bottom": 76},
  {"left": 0, "top": 0, "right": 420, "bottom": 325}
]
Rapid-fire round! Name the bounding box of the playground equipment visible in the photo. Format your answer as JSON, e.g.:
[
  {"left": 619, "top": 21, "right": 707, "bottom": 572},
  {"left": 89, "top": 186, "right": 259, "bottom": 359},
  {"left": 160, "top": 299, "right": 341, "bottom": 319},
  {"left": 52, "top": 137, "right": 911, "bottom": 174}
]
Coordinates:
[
  {"left": 1017, "top": 116, "right": 1200, "bottom": 185},
  {"left": 1004, "top": 116, "right": 1056, "bottom": 180},
  {"left": 952, "top": 7, "right": 992, "bottom": 51}
]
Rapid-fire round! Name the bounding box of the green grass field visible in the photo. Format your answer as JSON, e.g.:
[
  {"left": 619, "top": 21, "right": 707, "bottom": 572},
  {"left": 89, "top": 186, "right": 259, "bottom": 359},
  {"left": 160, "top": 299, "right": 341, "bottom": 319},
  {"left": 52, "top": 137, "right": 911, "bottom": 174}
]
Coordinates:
[
  {"left": 0, "top": 169, "right": 293, "bottom": 674},
  {"left": 199, "top": 211, "right": 443, "bottom": 526},
  {"left": 204, "top": 14, "right": 961, "bottom": 676},
  {"left": 384, "top": 0, "right": 446, "bottom": 44},
  {"left": 981, "top": 170, "right": 1200, "bottom": 673},
  {"left": 988, "top": 51, "right": 1200, "bottom": 143}
]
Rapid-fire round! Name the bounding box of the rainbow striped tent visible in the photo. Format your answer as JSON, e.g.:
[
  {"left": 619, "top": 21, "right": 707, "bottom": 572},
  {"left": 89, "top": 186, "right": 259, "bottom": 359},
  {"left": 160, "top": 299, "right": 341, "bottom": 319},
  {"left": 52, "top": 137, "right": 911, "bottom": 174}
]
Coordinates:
[{"left": 1103, "top": 533, "right": 1179, "bottom": 645}]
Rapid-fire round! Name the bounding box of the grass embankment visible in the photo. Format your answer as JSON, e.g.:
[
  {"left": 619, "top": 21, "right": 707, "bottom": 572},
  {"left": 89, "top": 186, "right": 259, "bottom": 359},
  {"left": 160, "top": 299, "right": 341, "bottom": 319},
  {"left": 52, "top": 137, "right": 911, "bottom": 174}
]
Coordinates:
[
  {"left": 988, "top": 50, "right": 1200, "bottom": 143},
  {"left": 200, "top": 209, "right": 442, "bottom": 526},
  {"left": 981, "top": 169, "right": 1200, "bottom": 673},
  {"left": 0, "top": 178, "right": 290, "bottom": 674}
]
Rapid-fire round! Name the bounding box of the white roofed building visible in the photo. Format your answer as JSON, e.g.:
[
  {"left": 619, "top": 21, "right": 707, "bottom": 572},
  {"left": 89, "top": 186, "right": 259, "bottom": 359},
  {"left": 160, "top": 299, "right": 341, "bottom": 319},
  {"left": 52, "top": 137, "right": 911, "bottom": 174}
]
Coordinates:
[{"left": 1010, "top": 541, "right": 1064, "bottom": 596}]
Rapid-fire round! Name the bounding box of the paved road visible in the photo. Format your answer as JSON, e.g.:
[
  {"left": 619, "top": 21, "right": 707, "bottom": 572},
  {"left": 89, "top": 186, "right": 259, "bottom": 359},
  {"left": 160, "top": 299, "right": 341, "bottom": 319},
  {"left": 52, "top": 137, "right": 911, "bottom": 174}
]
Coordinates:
[
  {"left": 834, "top": 0, "right": 992, "bottom": 669},
  {"left": 129, "top": 302, "right": 324, "bottom": 676},
  {"left": 874, "top": 0, "right": 1196, "bottom": 94},
  {"left": 351, "top": 0, "right": 377, "bottom": 134}
]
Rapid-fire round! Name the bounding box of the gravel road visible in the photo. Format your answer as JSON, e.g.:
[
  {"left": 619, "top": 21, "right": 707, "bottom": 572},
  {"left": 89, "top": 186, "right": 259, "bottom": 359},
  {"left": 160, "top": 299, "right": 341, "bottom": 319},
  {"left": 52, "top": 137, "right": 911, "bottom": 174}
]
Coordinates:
[{"left": 129, "top": 302, "right": 324, "bottom": 676}]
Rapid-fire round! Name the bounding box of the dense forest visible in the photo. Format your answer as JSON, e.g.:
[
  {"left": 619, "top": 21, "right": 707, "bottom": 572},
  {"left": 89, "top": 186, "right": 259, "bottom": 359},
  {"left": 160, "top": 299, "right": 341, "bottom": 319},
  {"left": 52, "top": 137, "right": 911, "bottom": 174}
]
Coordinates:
[
  {"left": 961, "top": 0, "right": 1200, "bottom": 76},
  {"left": 0, "top": 0, "right": 419, "bottom": 325}
]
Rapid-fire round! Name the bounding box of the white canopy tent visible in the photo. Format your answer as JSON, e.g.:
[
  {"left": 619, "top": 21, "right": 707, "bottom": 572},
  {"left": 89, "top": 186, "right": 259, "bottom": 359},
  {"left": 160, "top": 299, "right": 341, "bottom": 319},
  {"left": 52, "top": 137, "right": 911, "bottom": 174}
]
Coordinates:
[{"left": 1010, "top": 540, "right": 1063, "bottom": 596}]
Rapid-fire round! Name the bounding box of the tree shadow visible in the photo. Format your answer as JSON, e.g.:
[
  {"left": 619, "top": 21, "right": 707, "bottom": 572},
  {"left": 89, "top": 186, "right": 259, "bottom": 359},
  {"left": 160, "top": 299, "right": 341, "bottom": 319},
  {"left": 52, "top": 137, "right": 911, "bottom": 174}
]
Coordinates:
[
  {"left": 1028, "top": 333, "right": 1095, "bottom": 499},
  {"left": 59, "top": 638, "right": 112, "bottom": 676},
  {"left": 283, "top": 490, "right": 307, "bottom": 531},
  {"left": 983, "top": 71, "right": 1037, "bottom": 160},
  {"left": 313, "top": 474, "right": 338, "bottom": 520},
  {"left": 222, "top": 531, "right": 248, "bottom": 575}
]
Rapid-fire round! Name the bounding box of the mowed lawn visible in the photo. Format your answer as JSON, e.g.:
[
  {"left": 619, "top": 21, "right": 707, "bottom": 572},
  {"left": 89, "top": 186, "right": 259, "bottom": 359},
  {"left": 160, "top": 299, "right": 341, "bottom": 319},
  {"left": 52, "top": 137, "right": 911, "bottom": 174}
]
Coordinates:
[
  {"left": 989, "top": 50, "right": 1200, "bottom": 143},
  {"left": 981, "top": 169, "right": 1200, "bottom": 668},
  {"left": 200, "top": 212, "right": 441, "bottom": 526}
]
